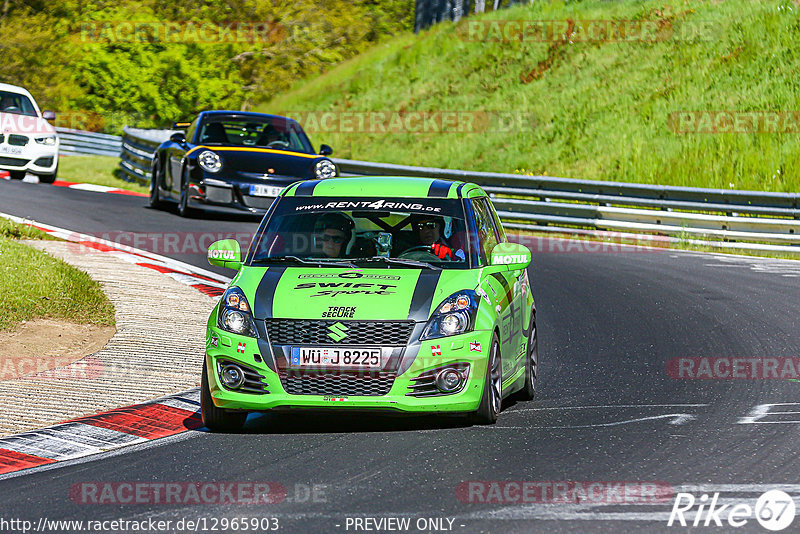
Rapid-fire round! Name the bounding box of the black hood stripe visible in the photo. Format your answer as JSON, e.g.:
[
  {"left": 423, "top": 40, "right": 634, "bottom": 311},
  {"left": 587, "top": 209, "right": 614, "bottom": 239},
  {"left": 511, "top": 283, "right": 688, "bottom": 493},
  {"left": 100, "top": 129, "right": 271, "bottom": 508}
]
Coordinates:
[
  {"left": 427, "top": 180, "right": 452, "bottom": 198},
  {"left": 295, "top": 179, "right": 322, "bottom": 196},
  {"left": 408, "top": 270, "right": 442, "bottom": 321},
  {"left": 489, "top": 272, "right": 513, "bottom": 305},
  {"left": 253, "top": 267, "right": 287, "bottom": 319}
]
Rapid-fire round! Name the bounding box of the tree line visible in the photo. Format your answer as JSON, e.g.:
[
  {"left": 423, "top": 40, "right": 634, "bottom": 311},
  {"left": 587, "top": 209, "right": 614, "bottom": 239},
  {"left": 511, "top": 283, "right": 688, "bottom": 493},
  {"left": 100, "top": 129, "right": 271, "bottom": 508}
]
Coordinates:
[{"left": 0, "top": 0, "right": 413, "bottom": 132}]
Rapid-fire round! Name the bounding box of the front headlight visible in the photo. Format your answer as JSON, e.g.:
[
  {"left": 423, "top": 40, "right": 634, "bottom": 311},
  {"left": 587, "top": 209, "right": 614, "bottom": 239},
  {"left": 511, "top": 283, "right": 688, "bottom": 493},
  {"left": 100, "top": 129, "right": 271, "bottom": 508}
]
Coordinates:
[
  {"left": 314, "top": 159, "right": 336, "bottom": 179},
  {"left": 198, "top": 150, "right": 222, "bottom": 173},
  {"left": 420, "top": 290, "right": 480, "bottom": 340},
  {"left": 34, "top": 136, "right": 56, "bottom": 146},
  {"left": 217, "top": 287, "right": 258, "bottom": 337}
]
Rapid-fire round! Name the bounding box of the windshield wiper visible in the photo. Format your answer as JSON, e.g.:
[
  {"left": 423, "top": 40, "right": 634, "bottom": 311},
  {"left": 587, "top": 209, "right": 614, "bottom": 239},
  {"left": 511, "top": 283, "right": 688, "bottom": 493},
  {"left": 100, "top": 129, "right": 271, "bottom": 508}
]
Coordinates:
[
  {"left": 252, "top": 256, "right": 359, "bottom": 268},
  {"left": 354, "top": 257, "right": 441, "bottom": 270}
]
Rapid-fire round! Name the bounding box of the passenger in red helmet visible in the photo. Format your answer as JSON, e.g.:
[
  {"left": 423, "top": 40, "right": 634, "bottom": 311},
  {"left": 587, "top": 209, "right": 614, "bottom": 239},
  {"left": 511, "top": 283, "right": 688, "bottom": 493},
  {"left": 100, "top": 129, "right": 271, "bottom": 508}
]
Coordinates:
[{"left": 411, "top": 216, "right": 464, "bottom": 261}]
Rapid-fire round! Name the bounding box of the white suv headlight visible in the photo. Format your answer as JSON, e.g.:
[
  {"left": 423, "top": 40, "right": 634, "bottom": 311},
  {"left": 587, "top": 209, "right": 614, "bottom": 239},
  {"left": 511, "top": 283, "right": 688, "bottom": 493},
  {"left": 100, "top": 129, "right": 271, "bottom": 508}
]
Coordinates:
[{"left": 34, "top": 136, "right": 57, "bottom": 146}]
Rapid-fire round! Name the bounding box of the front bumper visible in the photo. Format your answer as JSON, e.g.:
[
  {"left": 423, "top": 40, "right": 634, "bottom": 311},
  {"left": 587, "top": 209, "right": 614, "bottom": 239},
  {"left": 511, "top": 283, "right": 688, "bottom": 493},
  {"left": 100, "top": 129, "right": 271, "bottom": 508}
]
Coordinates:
[
  {"left": 186, "top": 174, "right": 303, "bottom": 214},
  {"left": 0, "top": 139, "right": 59, "bottom": 175},
  {"left": 204, "top": 327, "right": 494, "bottom": 414}
]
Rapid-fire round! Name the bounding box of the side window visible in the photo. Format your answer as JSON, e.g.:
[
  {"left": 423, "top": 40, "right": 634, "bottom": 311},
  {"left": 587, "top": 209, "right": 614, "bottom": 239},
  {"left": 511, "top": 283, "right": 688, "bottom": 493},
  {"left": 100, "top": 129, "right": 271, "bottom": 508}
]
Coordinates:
[
  {"left": 485, "top": 198, "right": 507, "bottom": 243},
  {"left": 471, "top": 198, "right": 499, "bottom": 265},
  {"left": 186, "top": 118, "right": 199, "bottom": 144}
]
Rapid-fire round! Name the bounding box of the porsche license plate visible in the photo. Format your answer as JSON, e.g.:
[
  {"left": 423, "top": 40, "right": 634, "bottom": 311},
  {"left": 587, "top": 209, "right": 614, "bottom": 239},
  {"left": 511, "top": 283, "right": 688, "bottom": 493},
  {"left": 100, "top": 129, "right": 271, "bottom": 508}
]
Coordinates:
[
  {"left": 249, "top": 184, "right": 283, "bottom": 197},
  {"left": 290, "top": 347, "right": 381, "bottom": 369}
]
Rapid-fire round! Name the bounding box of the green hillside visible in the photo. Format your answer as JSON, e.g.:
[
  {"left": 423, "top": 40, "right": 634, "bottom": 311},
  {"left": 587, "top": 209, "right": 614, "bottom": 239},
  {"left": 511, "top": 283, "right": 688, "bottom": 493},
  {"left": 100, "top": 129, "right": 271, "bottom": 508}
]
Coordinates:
[{"left": 260, "top": 0, "right": 800, "bottom": 192}]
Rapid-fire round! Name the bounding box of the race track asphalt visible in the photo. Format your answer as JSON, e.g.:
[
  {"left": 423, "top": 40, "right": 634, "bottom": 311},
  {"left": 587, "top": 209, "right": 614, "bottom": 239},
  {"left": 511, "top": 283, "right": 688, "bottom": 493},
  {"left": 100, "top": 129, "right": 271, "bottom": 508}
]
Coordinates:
[{"left": 1, "top": 178, "right": 799, "bottom": 533}]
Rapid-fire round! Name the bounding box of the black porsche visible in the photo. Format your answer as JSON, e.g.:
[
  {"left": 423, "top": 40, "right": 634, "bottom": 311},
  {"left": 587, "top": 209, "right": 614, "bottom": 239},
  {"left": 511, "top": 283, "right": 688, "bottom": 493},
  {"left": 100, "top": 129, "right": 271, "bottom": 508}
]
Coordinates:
[{"left": 149, "top": 111, "right": 338, "bottom": 217}]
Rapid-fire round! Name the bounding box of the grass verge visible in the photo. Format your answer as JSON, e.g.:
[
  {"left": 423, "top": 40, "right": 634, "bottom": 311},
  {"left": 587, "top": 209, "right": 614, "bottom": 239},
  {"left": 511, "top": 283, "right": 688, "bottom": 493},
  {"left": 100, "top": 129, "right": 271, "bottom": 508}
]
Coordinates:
[
  {"left": 58, "top": 155, "right": 148, "bottom": 194},
  {"left": 0, "top": 219, "right": 55, "bottom": 240},
  {"left": 260, "top": 0, "right": 800, "bottom": 192},
  {"left": 0, "top": 237, "right": 116, "bottom": 332}
]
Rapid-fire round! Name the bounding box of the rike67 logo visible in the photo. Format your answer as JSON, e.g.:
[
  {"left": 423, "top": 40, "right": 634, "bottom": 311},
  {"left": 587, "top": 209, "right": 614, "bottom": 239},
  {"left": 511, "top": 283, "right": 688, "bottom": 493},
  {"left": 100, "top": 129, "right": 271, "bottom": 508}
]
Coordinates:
[{"left": 668, "top": 490, "right": 796, "bottom": 531}]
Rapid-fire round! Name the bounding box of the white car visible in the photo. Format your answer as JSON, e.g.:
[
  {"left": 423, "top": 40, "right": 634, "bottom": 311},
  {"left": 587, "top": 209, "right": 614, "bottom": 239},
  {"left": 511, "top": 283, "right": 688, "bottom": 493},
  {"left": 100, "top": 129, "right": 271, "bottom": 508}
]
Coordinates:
[{"left": 0, "top": 82, "right": 59, "bottom": 183}]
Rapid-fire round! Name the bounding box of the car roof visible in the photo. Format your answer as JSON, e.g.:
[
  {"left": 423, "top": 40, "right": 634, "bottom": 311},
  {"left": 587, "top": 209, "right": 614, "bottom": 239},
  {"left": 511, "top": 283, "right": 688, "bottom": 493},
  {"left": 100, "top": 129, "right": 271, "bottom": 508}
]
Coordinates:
[
  {"left": 0, "top": 82, "right": 35, "bottom": 99},
  {"left": 283, "top": 176, "right": 485, "bottom": 199},
  {"left": 198, "top": 110, "right": 299, "bottom": 123}
]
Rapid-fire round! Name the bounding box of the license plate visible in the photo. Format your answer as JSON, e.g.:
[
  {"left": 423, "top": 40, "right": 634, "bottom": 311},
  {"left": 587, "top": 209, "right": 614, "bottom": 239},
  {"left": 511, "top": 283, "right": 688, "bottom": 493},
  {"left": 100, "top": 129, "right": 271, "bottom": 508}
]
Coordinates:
[
  {"left": 0, "top": 146, "right": 22, "bottom": 155},
  {"left": 290, "top": 347, "right": 381, "bottom": 369},
  {"left": 249, "top": 184, "right": 283, "bottom": 197}
]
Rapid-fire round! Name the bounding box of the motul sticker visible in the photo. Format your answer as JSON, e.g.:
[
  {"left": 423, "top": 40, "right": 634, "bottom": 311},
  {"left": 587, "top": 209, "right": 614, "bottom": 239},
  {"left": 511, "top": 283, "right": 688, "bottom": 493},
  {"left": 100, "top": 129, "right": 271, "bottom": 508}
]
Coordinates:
[
  {"left": 208, "top": 249, "right": 236, "bottom": 260},
  {"left": 492, "top": 254, "right": 527, "bottom": 265}
]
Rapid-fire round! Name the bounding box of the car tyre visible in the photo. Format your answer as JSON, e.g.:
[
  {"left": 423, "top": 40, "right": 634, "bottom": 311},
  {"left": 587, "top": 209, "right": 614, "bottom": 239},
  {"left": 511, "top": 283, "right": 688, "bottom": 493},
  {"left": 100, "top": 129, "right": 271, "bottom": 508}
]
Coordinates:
[
  {"left": 149, "top": 160, "right": 164, "bottom": 209},
  {"left": 471, "top": 334, "right": 502, "bottom": 425},
  {"left": 177, "top": 167, "right": 195, "bottom": 218},
  {"left": 9, "top": 170, "right": 26, "bottom": 180},
  {"left": 201, "top": 363, "right": 247, "bottom": 433},
  {"left": 516, "top": 312, "right": 538, "bottom": 401}
]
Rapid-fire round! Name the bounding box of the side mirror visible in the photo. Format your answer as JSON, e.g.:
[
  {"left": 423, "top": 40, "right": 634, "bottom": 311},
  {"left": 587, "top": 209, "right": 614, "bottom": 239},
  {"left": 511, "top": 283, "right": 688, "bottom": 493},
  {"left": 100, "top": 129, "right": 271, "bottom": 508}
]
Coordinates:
[
  {"left": 319, "top": 144, "right": 333, "bottom": 156},
  {"left": 169, "top": 132, "right": 186, "bottom": 144},
  {"left": 42, "top": 110, "right": 56, "bottom": 121},
  {"left": 172, "top": 121, "right": 191, "bottom": 129},
  {"left": 207, "top": 239, "right": 242, "bottom": 270},
  {"left": 489, "top": 242, "right": 531, "bottom": 270}
]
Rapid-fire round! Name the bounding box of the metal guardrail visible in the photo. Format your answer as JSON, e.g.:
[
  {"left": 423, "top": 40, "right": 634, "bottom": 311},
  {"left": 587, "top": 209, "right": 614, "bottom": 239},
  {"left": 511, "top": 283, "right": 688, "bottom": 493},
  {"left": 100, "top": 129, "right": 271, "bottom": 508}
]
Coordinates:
[
  {"left": 119, "top": 127, "right": 179, "bottom": 185},
  {"left": 119, "top": 127, "right": 800, "bottom": 252},
  {"left": 55, "top": 127, "right": 122, "bottom": 157}
]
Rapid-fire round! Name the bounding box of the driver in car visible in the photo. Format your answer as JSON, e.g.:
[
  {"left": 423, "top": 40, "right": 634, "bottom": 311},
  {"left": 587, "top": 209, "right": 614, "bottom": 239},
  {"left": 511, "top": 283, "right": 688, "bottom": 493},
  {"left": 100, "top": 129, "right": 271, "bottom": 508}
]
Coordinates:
[
  {"left": 411, "top": 216, "right": 465, "bottom": 261},
  {"left": 0, "top": 95, "right": 17, "bottom": 112},
  {"left": 314, "top": 213, "right": 354, "bottom": 258},
  {"left": 258, "top": 124, "right": 285, "bottom": 147}
]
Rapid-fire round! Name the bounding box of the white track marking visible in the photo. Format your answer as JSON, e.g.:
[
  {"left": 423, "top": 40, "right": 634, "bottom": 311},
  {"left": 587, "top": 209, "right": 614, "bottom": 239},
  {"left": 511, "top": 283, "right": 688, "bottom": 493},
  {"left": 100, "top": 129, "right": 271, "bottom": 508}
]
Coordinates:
[
  {"left": 510, "top": 404, "right": 710, "bottom": 412},
  {"left": 484, "top": 414, "right": 697, "bottom": 430}
]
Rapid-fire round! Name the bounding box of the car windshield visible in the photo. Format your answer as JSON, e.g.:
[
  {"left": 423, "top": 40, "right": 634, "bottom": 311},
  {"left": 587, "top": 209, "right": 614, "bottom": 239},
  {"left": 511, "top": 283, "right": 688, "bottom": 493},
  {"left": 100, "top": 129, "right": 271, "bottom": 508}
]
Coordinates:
[
  {"left": 0, "top": 91, "right": 37, "bottom": 117},
  {"left": 249, "top": 197, "right": 474, "bottom": 269},
  {"left": 196, "top": 115, "right": 314, "bottom": 154}
]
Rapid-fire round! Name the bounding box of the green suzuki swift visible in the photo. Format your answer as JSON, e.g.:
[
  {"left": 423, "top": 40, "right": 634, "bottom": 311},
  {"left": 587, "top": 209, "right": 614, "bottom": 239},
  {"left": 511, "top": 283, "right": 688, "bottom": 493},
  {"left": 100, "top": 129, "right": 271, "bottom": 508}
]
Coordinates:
[{"left": 202, "top": 176, "right": 537, "bottom": 430}]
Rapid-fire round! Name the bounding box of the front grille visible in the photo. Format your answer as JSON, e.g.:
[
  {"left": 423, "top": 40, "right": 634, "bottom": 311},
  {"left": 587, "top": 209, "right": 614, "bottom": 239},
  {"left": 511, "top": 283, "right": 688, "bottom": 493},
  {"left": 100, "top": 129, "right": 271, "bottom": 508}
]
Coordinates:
[
  {"left": 407, "top": 362, "right": 470, "bottom": 397},
  {"left": 217, "top": 359, "right": 269, "bottom": 395},
  {"left": 242, "top": 195, "right": 275, "bottom": 209},
  {"left": 0, "top": 156, "right": 28, "bottom": 167},
  {"left": 279, "top": 370, "right": 396, "bottom": 396},
  {"left": 8, "top": 135, "right": 28, "bottom": 146},
  {"left": 265, "top": 319, "right": 414, "bottom": 346},
  {"left": 205, "top": 185, "right": 232, "bottom": 203},
  {"left": 0, "top": 135, "right": 4, "bottom": 144}
]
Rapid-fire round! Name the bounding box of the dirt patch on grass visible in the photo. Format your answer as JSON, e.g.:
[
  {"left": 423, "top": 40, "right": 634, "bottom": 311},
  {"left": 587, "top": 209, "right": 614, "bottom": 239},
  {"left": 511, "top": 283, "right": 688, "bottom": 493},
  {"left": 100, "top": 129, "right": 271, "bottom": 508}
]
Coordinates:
[{"left": 0, "top": 319, "right": 115, "bottom": 381}]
